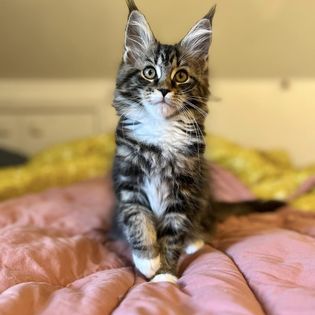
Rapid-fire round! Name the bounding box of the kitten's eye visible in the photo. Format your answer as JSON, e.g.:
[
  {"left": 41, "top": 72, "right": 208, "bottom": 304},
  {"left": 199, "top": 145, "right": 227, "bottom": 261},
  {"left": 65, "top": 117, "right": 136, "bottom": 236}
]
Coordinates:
[
  {"left": 142, "top": 66, "right": 157, "bottom": 80},
  {"left": 174, "top": 70, "right": 189, "bottom": 83}
]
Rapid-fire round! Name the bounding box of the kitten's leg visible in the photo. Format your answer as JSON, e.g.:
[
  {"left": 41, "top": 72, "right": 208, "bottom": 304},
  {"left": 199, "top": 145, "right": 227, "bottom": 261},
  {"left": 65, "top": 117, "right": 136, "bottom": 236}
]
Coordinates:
[
  {"left": 152, "top": 236, "right": 205, "bottom": 282},
  {"left": 151, "top": 213, "right": 190, "bottom": 283},
  {"left": 120, "top": 203, "right": 160, "bottom": 279},
  {"left": 183, "top": 202, "right": 215, "bottom": 255}
]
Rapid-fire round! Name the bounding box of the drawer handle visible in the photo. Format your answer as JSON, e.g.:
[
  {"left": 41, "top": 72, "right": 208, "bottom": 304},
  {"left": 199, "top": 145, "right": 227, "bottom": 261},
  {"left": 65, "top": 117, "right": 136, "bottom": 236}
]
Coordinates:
[{"left": 29, "top": 126, "right": 44, "bottom": 138}]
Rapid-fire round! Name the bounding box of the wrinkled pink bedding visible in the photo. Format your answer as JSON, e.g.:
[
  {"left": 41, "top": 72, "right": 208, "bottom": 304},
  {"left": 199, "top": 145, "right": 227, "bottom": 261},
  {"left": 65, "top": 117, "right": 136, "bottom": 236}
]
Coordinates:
[{"left": 0, "top": 166, "right": 315, "bottom": 315}]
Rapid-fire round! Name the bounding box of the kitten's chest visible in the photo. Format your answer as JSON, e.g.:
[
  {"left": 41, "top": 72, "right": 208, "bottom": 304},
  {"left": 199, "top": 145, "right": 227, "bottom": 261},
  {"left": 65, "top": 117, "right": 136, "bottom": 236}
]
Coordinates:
[
  {"left": 141, "top": 155, "right": 189, "bottom": 217},
  {"left": 126, "top": 120, "right": 191, "bottom": 216},
  {"left": 130, "top": 119, "right": 188, "bottom": 152},
  {"left": 142, "top": 174, "right": 171, "bottom": 217}
]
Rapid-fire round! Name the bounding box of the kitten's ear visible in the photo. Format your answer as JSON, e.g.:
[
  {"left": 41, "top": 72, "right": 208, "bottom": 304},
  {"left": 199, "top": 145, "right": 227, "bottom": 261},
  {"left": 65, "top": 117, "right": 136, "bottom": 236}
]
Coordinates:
[
  {"left": 124, "top": 1, "right": 156, "bottom": 63},
  {"left": 180, "top": 5, "right": 216, "bottom": 59}
]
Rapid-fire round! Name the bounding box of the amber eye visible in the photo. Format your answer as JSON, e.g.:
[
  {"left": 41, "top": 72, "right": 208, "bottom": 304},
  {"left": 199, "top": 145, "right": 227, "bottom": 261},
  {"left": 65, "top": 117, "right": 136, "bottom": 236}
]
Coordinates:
[
  {"left": 174, "top": 69, "right": 189, "bottom": 83},
  {"left": 142, "top": 66, "right": 157, "bottom": 80}
]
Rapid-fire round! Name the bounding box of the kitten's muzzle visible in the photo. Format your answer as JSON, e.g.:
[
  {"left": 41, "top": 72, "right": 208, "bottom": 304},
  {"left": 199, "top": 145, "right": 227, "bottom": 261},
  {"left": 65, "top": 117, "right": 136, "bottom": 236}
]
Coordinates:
[
  {"left": 158, "top": 89, "right": 171, "bottom": 97},
  {"left": 151, "top": 89, "right": 174, "bottom": 107}
]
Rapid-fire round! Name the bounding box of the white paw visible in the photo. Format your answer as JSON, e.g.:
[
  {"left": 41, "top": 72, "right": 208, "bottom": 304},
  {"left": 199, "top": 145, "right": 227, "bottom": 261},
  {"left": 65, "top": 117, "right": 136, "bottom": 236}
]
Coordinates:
[
  {"left": 132, "top": 254, "right": 161, "bottom": 279},
  {"left": 185, "top": 239, "right": 205, "bottom": 255},
  {"left": 150, "top": 273, "right": 178, "bottom": 284}
]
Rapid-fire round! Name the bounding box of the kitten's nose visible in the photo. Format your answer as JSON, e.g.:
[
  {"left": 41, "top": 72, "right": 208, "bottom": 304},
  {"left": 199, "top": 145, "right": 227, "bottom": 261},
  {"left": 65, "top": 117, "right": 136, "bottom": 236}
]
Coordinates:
[{"left": 158, "top": 89, "right": 170, "bottom": 97}]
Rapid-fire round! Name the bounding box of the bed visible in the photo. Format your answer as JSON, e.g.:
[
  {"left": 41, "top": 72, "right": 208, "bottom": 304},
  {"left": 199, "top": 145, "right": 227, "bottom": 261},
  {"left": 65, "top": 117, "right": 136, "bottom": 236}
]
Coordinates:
[{"left": 0, "top": 135, "right": 315, "bottom": 315}]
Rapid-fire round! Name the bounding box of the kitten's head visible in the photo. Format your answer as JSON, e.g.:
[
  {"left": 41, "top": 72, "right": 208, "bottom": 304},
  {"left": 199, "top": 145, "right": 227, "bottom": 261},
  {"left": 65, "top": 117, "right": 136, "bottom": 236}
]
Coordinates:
[{"left": 113, "top": 0, "right": 215, "bottom": 122}]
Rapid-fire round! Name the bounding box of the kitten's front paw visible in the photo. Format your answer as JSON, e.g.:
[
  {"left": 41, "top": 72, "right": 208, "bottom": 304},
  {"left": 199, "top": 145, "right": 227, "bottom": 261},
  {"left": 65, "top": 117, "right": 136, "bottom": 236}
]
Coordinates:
[
  {"left": 185, "top": 239, "right": 205, "bottom": 255},
  {"left": 132, "top": 254, "right": 161, "bottom": 279},
  {"left": 150, "top": 273, "right": 178, "bottom": 284}
]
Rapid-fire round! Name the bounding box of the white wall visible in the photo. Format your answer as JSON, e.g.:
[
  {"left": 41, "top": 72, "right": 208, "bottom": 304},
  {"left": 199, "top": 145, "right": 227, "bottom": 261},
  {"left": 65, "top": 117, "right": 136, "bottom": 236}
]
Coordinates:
[{"left": 209, "top": 79, "right": 315, "bottom": 166}]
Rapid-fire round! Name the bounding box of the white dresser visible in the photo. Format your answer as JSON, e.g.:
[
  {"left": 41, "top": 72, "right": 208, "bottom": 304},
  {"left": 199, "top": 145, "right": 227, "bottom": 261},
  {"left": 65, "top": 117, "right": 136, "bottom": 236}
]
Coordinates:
[{"left": 0, "top": 80, "right": 118, "bottom": 155}]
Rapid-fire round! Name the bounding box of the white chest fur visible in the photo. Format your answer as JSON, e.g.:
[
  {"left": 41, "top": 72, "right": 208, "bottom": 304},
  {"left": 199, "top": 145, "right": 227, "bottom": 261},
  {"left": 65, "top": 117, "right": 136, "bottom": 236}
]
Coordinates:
[
  {"left": 143, "top": 175, "right": 169, "bottom": 217},
  {"left": 129, "top": 117, "right": 188, "bottom": 216},
  {"left": 130, "top": 117, "right": 189, "bottom": 152}
]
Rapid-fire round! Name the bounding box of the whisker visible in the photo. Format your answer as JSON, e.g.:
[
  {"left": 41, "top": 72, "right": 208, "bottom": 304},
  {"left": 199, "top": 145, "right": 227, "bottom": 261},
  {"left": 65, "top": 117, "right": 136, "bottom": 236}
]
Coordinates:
[{"left": 183, "top": 100, "right": 208, "bottom": 117}]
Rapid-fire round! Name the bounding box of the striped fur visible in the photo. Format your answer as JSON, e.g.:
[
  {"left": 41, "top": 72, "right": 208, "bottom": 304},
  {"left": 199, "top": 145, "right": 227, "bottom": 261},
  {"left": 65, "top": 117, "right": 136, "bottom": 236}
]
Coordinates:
[{"left": 112, "top": 1, "right": 216, "bottom": 279}]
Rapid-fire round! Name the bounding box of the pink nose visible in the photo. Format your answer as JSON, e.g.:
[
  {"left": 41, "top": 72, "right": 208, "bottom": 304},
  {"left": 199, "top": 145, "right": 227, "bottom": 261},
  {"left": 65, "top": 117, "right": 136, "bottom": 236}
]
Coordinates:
[{"left": 158, "top": 89, "right": 170, "bottom": 97}]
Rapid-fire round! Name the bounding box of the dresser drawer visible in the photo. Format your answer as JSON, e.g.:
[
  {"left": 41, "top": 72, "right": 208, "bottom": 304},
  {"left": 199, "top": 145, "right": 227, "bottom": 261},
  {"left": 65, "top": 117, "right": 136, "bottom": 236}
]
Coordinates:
[{"left": 20, "top": 113, "right": 96, "bottom": 154}]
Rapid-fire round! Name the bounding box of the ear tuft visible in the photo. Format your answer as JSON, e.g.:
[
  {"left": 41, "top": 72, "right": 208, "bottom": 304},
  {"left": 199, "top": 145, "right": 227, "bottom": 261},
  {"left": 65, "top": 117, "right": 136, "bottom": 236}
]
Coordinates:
[
  {"left": 203, "top": 5, "right": 216, "bottom": 26},
  {"left": 126, "top": 0, "right": 138, "bottom": 15}
]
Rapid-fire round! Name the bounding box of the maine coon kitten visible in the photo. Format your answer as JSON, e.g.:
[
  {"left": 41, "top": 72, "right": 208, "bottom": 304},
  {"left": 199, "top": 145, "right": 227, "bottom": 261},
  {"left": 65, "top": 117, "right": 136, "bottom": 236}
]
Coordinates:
[{"left": 111, "top": 0, "right": 283, "bottom": 283}]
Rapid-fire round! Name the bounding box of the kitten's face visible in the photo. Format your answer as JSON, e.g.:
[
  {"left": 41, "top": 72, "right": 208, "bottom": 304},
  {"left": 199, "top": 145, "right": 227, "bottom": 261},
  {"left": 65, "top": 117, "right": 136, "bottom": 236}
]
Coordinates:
[{"left": 114, "top": 7, "right": 215, "bottom": 122}]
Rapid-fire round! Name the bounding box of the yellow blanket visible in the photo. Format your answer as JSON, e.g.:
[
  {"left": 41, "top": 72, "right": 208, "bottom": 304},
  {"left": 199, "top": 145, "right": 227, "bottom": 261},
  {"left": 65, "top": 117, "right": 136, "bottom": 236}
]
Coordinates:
[{"left": 0, "top": 134, "right": 314, "bottom": 211}]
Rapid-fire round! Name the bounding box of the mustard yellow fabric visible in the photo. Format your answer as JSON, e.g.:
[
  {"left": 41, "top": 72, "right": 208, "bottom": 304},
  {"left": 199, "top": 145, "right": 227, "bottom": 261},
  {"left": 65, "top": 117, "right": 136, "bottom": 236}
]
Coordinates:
[
  {"left": 0, "top": 134, "right": 314, "bottom": 212},
  {"left": 206, "top": 136, "right": 315, "bottom": 212}
]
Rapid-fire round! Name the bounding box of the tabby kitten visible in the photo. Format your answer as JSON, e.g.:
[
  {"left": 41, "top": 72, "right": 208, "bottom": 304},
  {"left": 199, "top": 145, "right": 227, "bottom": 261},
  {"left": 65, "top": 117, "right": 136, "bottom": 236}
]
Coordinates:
[
  {"left": 111, "top": 0, "right": 282, "bottom": 283},
  {"left": 112, "top": 0, "right": 215, "bottom": 283}
]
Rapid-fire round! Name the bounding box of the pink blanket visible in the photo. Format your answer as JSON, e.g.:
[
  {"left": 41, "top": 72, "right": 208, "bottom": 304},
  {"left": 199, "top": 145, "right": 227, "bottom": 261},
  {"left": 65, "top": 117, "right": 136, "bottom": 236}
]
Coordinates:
[{"left": 0, "top": 166, "right": 315, "bottom": 315}]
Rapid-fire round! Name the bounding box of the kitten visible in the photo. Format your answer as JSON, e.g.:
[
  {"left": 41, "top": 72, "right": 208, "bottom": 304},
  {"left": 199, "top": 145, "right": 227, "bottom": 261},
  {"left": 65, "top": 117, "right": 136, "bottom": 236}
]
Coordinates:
[{"left": 111, "top": 0, "right": 283, "bottom": 283}]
